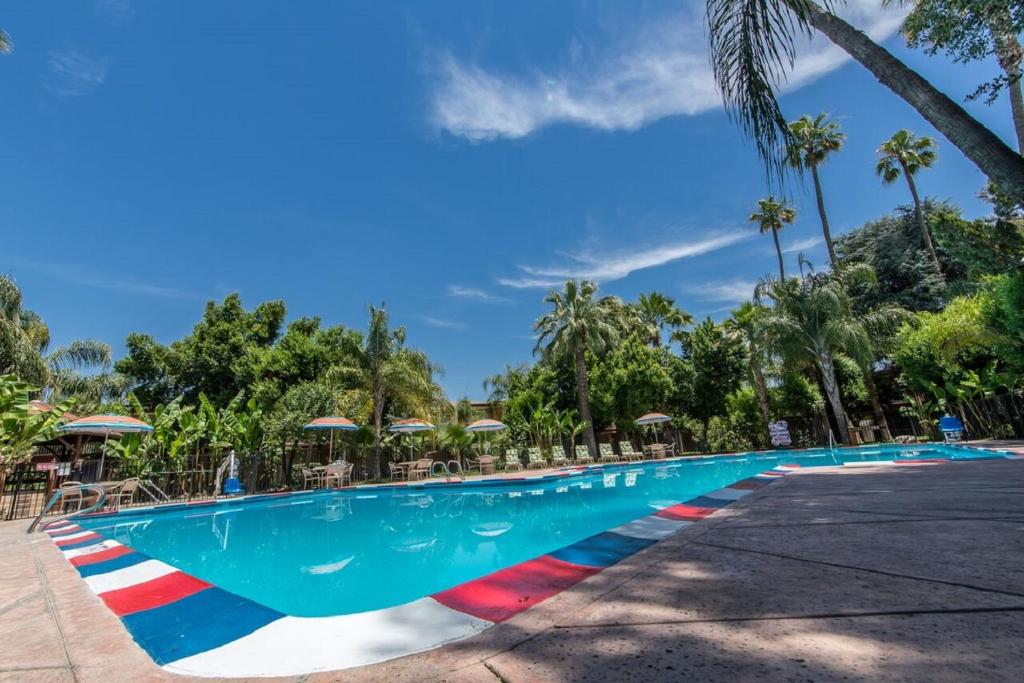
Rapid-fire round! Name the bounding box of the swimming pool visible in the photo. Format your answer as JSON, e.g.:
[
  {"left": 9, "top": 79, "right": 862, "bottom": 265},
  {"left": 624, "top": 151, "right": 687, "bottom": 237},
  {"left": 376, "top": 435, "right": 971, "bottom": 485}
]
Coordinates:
[
  {"left": 78, "top": 443, "right": 989, "bottom": 616},
  {"left": 54, "top": 443, "right": 1006, "bottom": 676}
]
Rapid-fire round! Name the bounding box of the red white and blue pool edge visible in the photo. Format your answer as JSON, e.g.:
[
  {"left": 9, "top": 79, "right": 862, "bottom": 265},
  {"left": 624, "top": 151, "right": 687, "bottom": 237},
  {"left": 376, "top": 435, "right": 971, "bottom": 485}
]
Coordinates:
[{"left": 43, "top": 448, "right": 1020, "bottom": 678}]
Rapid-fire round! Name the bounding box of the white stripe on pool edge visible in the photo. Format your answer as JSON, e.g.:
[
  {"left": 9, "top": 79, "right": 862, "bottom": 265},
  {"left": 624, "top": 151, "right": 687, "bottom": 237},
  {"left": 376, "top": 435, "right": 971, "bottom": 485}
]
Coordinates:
[
  {"left": 45, "top": 524, "right": 80, "bottom": 535},
  {"left": 612, "top": 515, "right": 690, "bottom": 540},
  {"left": 60, "top": 540, "right": 122, "bottom": 559},
  {"left": 163, "top": 597, "right": 491, "bottom": 678},
  {"left": 52, "top": 530, "right": 95, "bottom": 542},
  {"left": 84, "top": 559, "right": 178, "bottom": 595}
]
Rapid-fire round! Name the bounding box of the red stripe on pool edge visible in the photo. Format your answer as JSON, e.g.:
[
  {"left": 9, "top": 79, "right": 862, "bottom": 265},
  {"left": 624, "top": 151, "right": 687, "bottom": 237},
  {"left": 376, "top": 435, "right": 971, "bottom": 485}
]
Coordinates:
[
  {"left": 70, "top": 545, "right": 133, "bottom": 567},
  {"left": 655, "top": 504, "right": 716, "bottom": 521},
  {"left": 101, "top": 571, "right": 212, "bottom": 616},
  {"left": 55, "top": 532, "right": 101, "bottom": 547},
  {"left": 433, "top": 555, "right": 601, "bottom": 623}
]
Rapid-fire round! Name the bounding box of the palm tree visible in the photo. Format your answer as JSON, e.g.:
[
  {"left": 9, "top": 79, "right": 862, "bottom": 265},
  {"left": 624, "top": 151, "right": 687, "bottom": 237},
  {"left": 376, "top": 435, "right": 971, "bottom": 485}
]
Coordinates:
[
  {"left": 635, "top": 292, "right": 692, "bottom": 346},
  {"left": 876, "top": 130, "right": 943, "bottom": 277},
  {"left": 0, "top": 29, "right": 12, "bottom": 55},
  {"left": 705, "top": 0, "right": 1024, "bottom": 204},
  {"left": 725, "top": 302, "right": 771, "bottom": 430},
  {"left": 755, "top": 266, "right": 905, "bottom": 445},
  {"left": 327, "top": 304, "right": 438, "bottom": 479},
  {"left": 534, "top": 280, "right": 620, "bottom": 458},
  {"left": 786, "top": 114, "right": 844, "bottom": 269},
  {"left": 750, "top": 197, "right": 796, "bottom": 279}
]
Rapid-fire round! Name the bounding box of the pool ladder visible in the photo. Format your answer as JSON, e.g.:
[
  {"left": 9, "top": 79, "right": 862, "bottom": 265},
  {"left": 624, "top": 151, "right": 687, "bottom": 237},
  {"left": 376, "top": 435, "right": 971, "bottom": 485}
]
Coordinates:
[
  {"left": 27, "top": 484, "right": 107, "bottom": 534},
  {"left": 431, "top": 460, "right": 466, "bottom": 483}
]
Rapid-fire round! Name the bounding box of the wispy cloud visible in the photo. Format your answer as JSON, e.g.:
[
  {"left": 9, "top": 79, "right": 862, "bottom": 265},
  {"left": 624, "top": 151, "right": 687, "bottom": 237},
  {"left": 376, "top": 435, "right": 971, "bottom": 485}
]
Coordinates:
[
  {"left": 46, "top": 48, "right": 110, "bottom": 97},
  {"left": 1, "top": 255, "right": 204, "bottom": 300},
  {"left": 498, "top": 232, "right": 748, "bottom": 289},
  {"left": 447, "top": 284, "right": 512, "bottom": 303},
  {"left": 430, "top": 1, "right": 905, "bottom": 141},
  {"left": 782, "top": 236, "right": 824, "bottom": 253},
  {"left": 420, "top": 316, "right": 468, "bottom": 330},
  {"left": 684, "top": 278, "right": 758, "bottom": 303},
  {"left": 95, "top": 0, "right": 134, "bottom": 22}
]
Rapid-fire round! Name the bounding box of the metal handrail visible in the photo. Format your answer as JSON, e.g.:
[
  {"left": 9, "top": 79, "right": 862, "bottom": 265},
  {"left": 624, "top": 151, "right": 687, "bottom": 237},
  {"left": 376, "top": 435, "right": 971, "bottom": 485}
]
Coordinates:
[{"left": 27, "top": 484, "right": 107, "bottom": 534}]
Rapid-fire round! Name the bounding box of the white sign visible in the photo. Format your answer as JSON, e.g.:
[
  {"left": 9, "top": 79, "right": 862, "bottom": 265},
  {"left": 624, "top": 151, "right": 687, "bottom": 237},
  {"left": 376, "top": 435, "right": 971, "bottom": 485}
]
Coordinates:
[{"left": 769, "top": 420, "right": 792, "bottom": 447}]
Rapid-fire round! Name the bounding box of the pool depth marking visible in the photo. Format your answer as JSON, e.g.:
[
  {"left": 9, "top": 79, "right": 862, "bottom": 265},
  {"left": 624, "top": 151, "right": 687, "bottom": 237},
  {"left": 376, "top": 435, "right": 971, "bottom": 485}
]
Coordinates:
[{"left": 45, "top": 464, "right": 800, "bottom": 677}]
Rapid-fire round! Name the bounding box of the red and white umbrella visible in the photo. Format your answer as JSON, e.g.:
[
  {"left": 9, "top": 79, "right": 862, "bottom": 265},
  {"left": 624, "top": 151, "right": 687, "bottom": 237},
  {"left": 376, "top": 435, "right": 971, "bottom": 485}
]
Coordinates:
[
  {"left": 635, "top": 412, "right": 672, "bottom": 444},
  {"left": 388, "top": 419, "right": 435, "bottom": 460},
  {"left": 303, "top": 417, "right": 359, "bottom": 461},
  {"left": 466, "top": 419, "right": 507, "bottom": 455},
  {"left": 61, "top": 415, "right": 153, "bottom": 480}
]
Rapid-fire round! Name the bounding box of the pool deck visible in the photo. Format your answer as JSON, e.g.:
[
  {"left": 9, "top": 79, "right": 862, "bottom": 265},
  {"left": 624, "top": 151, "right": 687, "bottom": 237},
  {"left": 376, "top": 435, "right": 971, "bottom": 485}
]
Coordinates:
[{"left": 2, "top": 454, "right": 1023, "bottom": 681}]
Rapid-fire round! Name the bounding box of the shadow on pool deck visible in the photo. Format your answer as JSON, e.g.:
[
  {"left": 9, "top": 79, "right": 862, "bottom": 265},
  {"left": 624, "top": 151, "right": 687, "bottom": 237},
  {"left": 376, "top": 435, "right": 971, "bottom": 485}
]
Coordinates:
[{"left": 2, "top": 458, "right": 1022, "bottom": 682}]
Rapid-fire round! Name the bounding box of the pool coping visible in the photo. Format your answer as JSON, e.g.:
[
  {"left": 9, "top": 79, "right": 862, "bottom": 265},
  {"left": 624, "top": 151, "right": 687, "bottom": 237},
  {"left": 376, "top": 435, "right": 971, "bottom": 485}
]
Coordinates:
[{"left": 41, "top": 445, "right": 1018, "bottom": 678}]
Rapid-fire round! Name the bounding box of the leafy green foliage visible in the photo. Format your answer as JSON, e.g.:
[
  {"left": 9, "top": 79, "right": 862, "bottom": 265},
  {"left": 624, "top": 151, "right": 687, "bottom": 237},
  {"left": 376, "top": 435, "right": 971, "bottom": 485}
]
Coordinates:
[
  {"left": 676, "top": 318, "right": 746, "bottom": 447},
  {"left": 0, "top": 375, "right": 74, "bottom": 470},
  {"left": 589, "top": 335, "right": 675, "bottom": 430}
]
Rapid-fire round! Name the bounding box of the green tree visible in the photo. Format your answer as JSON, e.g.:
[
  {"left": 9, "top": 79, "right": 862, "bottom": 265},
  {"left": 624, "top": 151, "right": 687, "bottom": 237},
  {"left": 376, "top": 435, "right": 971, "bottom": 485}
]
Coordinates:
[
  {"left": 676, "top": 318, "right": 746, "bottom": 450},
  {"left": 877, "top": 130, "right": 943, "bottom": 277},
  {"left": 588, "top": 335, "right": 675, "bottom": 430},
  {"left": 534, "top": 280, "right": 621, "bottom": 458},
  {"left": 0, "top": 375, "right": 74, "bottom": 473},
  {"left": 263, "top": 381, "right": 339, "bottom": 484},
  {"left": 786, "top": 113, "right": 845, "bottom": 268},
  {"left": 705, "top": 0, "right": 1024, "bottom": 203},
  {"left": 326, "top": 305, "right": 439, "bottom": 479},
  {"left": 633, "top": 292, "right": 692, "bottom": 347},
  {"left": 749, "top": 196, "right": 796, "bottom": 279},
  {"left": 725, "top": 302, "right": 772, "bottom": 429},
  {"left": 892, "top": 0, "right": 1024, "bottom": 151}
]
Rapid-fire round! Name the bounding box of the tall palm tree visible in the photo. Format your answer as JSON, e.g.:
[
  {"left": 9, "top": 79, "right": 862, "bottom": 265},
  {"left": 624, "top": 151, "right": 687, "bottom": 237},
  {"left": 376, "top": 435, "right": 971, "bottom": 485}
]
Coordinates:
[
  {"left": 750, "top": 197, "right": 796, "bottom": 279},
  {"left": 786, "top": 114, "right": 844, "bottom": 269},
  {"left": 0, "top": 29, "right": 12, "bottom": 55},
  {"left": 635, "top": 292, "right": 692, "bottom": 347},
  {"left": 876, "top": 130, "right": 943, "bottom": 277},
  {"left": 755, "top": 266, "right": 905, "bottom": 445},
  {"left": 705, "top": 0, "right": 1024, "bottom": 204},
  {"left": 534, "top": 280, "right": 620, "bottom": 458},
  {"left": 327, "top": 304, "right": 438, "bottom": 478},
  {"left": 725, "top": 302, "right": 771, "bottom": 430}
]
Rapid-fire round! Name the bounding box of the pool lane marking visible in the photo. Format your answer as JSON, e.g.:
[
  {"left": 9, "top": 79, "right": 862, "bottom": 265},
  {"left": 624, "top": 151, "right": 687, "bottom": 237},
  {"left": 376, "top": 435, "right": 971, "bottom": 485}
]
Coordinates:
[{"left": 48, "top": 464, "right": 796, "bottom": 677}]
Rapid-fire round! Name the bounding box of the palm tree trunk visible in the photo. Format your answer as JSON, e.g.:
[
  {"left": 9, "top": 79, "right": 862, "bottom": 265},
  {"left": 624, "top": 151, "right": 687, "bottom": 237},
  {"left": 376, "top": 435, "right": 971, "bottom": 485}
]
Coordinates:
[
  {"left": 749, "top": 340, "right": 771, "bottom": 429},
  {"left": 991, "top": 9, "right": 1024, "bottom": 153},
  {"left": 772, "top": 227, "right": 785, "bottom": 279},
  {"left": 810, "top": 164, "right": 838, "bottom": 269},
  {"left": 818, "top": 351, "right": 851, "bottom": 445},
  {"left": 901, "top": 163, "right": 943, "bottom": 278},
  {"left": 573, "top": 345, "right": 599, "bottom": 458},
  {"left": 372, "top": 394, "right": 384, "bottom": 480},
  {"left": 797, "top": 0, "right": 1024, "bottom": 204},
  {"left": 861, "top": 367, "right": 892, "bottom": 442}
]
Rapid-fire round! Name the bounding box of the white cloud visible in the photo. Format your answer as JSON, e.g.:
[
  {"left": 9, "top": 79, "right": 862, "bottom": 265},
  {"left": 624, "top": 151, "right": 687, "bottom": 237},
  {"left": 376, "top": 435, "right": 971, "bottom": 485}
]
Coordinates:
[
  {"left": 499, "top": 232, "right": 748, "bottom": 288},
  {"left": 685, "top": 278, "right": 758, "bottom": 303},
  {"left": 782, "top": 236, "right": 824, "bottom": 253},
  {"left": 96, "top": 0, "right": 134, "bottom": 22},
  {"left": 1, "top": 255, "right": 203, "bottom": 300},
  {"left": 420, "top": 316, "right": 467, "bottom": 330},
  {"left": 447, "top": 284, "right": 511, "bottom": 303},
  {"left": 46, "top": 48, "right": 110, "bottom": 97},
  {"left": 430, "top": 1, "right": 906, "bottom": 141}
]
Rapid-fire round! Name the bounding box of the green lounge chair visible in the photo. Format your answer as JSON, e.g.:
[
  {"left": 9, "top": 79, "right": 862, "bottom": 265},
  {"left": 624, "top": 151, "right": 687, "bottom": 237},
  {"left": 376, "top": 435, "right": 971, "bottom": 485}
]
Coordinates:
[
  {"left": 526, "top": 446, "right": 548, "bottom": 469},
  {"left": 503, "top": 448, "right": 524, "bottom": 472},
  {"left": 598, "top": 443, "right": 619, "bottom": 463},
  {"left": 574, "top": 444, "right": 593, "bottom": 464},
  {"left": 619, "top": 441, "right": 644, "bottom": 462},
  {"left": 551, "top": 445, "right": 570, "bottom": 467}
]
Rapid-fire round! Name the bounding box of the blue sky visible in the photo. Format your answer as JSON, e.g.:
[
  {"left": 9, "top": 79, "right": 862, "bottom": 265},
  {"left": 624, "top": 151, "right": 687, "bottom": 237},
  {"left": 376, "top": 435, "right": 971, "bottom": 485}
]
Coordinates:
[{"left": 0, "top": 1, "right": 1016, "bottom": 400}]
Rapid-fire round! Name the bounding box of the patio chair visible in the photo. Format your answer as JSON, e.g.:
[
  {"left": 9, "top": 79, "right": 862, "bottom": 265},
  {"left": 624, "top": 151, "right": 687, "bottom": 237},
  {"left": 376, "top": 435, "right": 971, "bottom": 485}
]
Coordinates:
[
  {"left": 939, "top": 415, "right": 965, "bottom": 443},
  {"left": 503, "top": 449, "right": 523, "bottom": 472},
  {"left": 301, "top": 467, "right": 322, "bottom": 489},
  {"left": 59, "top": 480, "right": 85, "bottom": 513},
  {"left": 110, "top": 478, "right": 139, "bottom": 510},
  {"left": 550, "top": 445, "right": 571, "bottom": 467},
  {"left": 409, "top": 458, "right": 434, "bottom": 480},
  {"left": 644, "top": 443, "right": 667, "bottom": 460},
  {"left": 574, "top": 445, "right": 593, "bottom": 465},
  {"left": 598, "top": 443, "right": 619, "bottom": 463},
  {"left": 526, "top": 447, "right": 547, "bottom": 469},
  {"left": 477, "top": 455, "right": 496, "bottom": 475},
  {"left": 324, "top": 463, "right": 353, "bottom": 488},
  {"left": 619, "top": 441, "right": 644, "bottom": 462},
  {"left": 388, "top": 462, "right": 406, "bottom": 481}
]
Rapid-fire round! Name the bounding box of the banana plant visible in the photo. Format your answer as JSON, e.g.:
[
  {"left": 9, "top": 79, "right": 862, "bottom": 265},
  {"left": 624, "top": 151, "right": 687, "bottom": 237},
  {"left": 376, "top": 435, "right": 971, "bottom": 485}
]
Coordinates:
[{"left": 0, "top": 374, "right": 74, "bottom": 473}]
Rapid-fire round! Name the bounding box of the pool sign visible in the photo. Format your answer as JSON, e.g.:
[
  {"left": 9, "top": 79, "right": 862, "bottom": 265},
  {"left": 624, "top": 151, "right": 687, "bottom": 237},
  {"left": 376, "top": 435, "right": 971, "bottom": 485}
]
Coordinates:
[{"left": 769, "top": 420, "right": 792, "bottom": 447}]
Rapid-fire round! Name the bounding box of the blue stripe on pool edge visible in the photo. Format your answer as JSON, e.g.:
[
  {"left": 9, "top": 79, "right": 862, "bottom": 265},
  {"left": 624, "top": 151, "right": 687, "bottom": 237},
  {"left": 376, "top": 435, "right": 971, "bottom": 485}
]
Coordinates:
[
  {"left": 548, "top": 531, "right": 656, "bottom": 568},
  {"left": 75, "top": 550, "right": 149, "bottom": 577},
  {"left": 121, "top": 587, "right": 284, "bottom": 665}
]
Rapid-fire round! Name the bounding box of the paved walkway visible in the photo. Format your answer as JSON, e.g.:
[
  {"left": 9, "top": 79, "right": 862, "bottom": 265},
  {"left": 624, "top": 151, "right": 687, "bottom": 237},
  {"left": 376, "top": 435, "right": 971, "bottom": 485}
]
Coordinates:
[{"left": 2, "top": 458, "right": 1022, "bottom": 682}]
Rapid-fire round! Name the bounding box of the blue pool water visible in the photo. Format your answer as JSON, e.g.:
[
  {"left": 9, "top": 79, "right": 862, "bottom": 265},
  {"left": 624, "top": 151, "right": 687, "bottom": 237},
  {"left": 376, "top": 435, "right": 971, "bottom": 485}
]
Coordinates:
[{"left": 79, "top": 444, "right": 991, "bottom": 616}]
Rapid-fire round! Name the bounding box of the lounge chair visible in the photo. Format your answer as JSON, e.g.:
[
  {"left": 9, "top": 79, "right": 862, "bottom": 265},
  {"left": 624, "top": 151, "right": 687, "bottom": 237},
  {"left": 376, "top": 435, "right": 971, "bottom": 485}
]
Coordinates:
[
  {"left": 388, "top": 462, "right": 406, "bottom": 481},
  {"left": 939, "top": 415, "right": 965, "bottom": 443},
  {"left": 551, "top": 445, "right": 571, "bottom": 467},
  {"left": 598, "top": 443, "right": 619, "bottom": 463},
  {"left": 110, "top": 478, "right": 139, "bottom": 510},
  {"left": 503, "top": 449, "right": 523, "bottom": 472},
  {"left": 574, "top": 445, "right": 593, "bottom": 465},
  {"left": 526, "top": 447, "right": 547, "bottom": 469},
  {"left": 619, "top": 441, "right": 644, "bottom": 462}
]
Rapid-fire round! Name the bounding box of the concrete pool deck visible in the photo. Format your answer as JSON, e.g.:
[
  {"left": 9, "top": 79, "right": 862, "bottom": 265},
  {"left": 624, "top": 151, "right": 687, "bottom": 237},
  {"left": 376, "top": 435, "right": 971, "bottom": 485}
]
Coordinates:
[{"left": 2, "top": 456, "right": 1022, "bottom": 681}]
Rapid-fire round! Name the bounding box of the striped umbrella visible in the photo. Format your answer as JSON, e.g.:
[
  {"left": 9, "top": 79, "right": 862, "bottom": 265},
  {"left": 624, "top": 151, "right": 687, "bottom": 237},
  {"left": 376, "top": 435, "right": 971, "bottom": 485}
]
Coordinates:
[
  {"left": 635, "top": 412, "right": 672, "bottom": 444},
  {"left": 303, "top": 417, "right": 359, "bottom": 462},
  {"left": 466, "top": 419, "right": 507, "bottom": 455},
  {"left": 388, "top": 419, "right": 435, "bottom": 460},
  {"left": 61, "top": 415, "right": 154, "bottom": 481}
]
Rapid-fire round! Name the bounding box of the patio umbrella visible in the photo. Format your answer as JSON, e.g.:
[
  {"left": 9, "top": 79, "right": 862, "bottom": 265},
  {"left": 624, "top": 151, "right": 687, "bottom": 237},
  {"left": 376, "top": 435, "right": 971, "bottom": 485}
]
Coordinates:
[
  {"left": 466, "top": 419, "right": 507, "bottom": 454},
  {"left": 635, "top": 412, "right": 672, "bottom": 442},
  {"left": 388, "top": 419, "right": 435, "bottom": 460},
  {"left": 60, "top": 415, "right": 153, "bottom": 481},
  {"left": 303, "top": 417, "right": 359, "bottom": 462}
]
